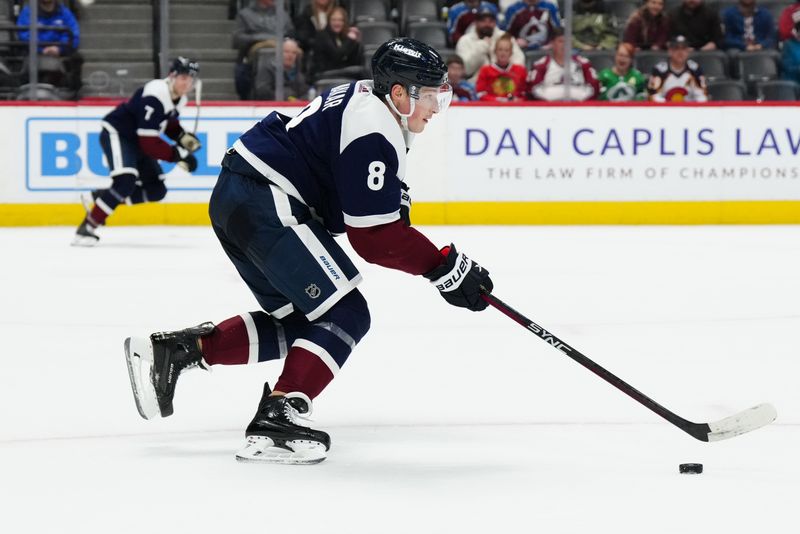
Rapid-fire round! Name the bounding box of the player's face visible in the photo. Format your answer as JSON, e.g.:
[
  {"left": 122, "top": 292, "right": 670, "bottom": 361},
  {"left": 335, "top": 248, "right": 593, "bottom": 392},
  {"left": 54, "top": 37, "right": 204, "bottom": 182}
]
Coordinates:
[
  {"left": 171, "top": 74, "right": 194, "bottom": 97},
  {"left": 406, "top": 84, "right": 453, "bottom": 133}
]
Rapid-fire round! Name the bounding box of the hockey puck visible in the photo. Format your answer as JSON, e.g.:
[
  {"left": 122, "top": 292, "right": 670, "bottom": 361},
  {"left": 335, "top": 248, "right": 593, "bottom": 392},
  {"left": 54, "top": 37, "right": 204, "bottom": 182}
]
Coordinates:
[{"left": 679, "top": 463, "right": 703, "bottom": 474}]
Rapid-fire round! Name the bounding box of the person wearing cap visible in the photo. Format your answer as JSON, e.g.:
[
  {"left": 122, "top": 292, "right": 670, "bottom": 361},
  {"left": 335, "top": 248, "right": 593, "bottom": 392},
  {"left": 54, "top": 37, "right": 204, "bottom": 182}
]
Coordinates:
[
  {"left": 72, "top": 58, "right": 202, "bottom": 246},
  {"left": 447, "top": 1, "right": 500, "bottom": 45},
  {"left": 721, "top": 0, "right": 777, "bottom": 51},
  {"left": 647, "top": 36, "right": 708, "bottom": 102},
  {"left": 455, "top": 6, "right": 525, "bottom": 81},
  {"left": 623, "top": 0, "right": 670, "bottom": 51},
  {"left": 781, "top": 16, "right": 800, "bottom": 83},
  {"left": 526, "top": 27, "right": 600, "bottom": 101},
  {"left": 668, "top": 0, "right": 723, "bottom": 51},
  {"left": 503, "top": 0, "right": 562, "bottom": 50}
]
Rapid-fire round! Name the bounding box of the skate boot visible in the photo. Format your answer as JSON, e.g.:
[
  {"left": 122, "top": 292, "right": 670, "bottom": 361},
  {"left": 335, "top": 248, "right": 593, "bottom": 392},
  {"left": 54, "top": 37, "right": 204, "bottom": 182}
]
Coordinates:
[
  {"left": 71, "top": 220, "right": 99, "bottom": 247},
  {"left": 236, "top": 383, "right": 330, "bottom": 465},
  {"left": 124, "top": 322, "right": 215, "bottom": 420}
]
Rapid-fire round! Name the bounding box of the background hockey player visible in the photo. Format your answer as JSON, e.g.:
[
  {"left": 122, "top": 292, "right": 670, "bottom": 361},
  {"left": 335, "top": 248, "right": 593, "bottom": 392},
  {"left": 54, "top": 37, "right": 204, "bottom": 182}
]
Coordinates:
[
  {"left": 124, "top": 38, "right": 493, "bottom": 465},
  {"left": 73, "top": 57, "right": 202, "bottom": 246}
]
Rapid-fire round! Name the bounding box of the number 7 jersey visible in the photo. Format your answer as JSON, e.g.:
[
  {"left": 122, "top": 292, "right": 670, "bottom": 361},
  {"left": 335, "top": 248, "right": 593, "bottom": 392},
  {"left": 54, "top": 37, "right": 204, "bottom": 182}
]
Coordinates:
[{"left": 233, "top": 80, "right": 409, "bottom": 235}]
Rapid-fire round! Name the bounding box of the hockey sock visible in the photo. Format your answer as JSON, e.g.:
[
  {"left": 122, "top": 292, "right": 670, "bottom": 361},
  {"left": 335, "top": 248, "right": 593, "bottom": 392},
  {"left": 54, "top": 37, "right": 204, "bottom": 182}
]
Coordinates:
[
  {"left": 89, "top": 182, "right": 132, "bottom": 226},
  {"left": 200, "top": 312, "right": 288, "bottom": 365},
  {"left": 275, "top": 290, "right": 371, "bottom": 399}
]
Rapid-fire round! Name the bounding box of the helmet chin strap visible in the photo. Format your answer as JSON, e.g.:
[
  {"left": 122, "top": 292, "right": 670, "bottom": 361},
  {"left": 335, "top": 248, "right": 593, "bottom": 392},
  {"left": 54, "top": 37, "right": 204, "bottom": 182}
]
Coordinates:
[{"left": 384, "top": 93, "right": 416, "bottom": 132}]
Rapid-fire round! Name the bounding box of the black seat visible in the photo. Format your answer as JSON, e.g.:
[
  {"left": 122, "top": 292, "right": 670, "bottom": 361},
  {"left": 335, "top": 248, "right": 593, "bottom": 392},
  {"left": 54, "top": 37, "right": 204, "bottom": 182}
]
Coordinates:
[
  {"left": 525, "top": 49, "right": 548, "bottom": 69},
  {"left": 349, "top": 0, "right": 390, "bottom": 23},
  {"left": 634, "top": 50, "right": 669, "bottom": 75},
  {"left": 313, "top": 77, "right": 355, "bottom": 95},
  {"left": 690, "top": 50, "right": 729, "bottom": 82},
  {"left": 407, "top": 21, "right": 448, "bottom": 50},
  {"left": 582, "top": 50, "right": 615, "bottom": 72},
  {"left": 737, "top": 50, "right": 780, "bottom": 95},
  {"left": 402, "top": 0, "right": 439, "bottom": 30},
  {"left": 756, "top": 80, "right": 799, "bottom": 101},
  {"left": 604, "top": 0, "right": 639, "bottom": 24},
  {"left": 357, "top": 21, "right": 399, "bottom": 48},
  {"left": 707, "top": 79, "right": 747, "bottom": 100}
]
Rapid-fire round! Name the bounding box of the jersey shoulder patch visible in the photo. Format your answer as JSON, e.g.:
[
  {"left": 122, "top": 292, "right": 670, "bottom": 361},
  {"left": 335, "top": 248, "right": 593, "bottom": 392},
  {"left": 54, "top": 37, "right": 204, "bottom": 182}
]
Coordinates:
[
  {"left": 653, "top": 61, "right": 669, "bottom": 74},
  {"left": 142, "top": 79, "right": 175, "bottom": 115},
  {"left": 339, "top": 81, "right": 407, "bottom": 180}
]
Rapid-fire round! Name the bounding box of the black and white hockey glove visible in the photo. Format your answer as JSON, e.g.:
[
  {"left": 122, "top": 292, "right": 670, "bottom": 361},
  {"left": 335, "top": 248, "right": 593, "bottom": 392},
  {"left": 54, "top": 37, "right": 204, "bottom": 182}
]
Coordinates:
[
  {"left": 178, "top": 131, "right": 202, "bottom": 153},
  {"left": 173, "top": 146, "right": 198, "bottom": 172},
  {"left": 424, "top": 244, "right": 493, "bottom": 312},
  {"left": 399, "top": 181, "right": 411, "bottom": 226}
]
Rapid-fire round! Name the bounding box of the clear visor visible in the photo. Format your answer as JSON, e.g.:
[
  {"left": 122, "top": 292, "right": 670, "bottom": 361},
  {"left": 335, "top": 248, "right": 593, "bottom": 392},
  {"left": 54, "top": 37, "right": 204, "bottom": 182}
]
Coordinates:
[{"left": 414, "top": 83, "right": 453, "bottom": 114}]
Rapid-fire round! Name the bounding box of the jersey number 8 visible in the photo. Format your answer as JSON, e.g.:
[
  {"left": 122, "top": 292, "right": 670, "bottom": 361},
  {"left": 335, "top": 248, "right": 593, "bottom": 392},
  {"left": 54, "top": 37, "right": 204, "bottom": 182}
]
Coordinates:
[{"left": 367, "top": 161, "right": 386, "bottom": 191}]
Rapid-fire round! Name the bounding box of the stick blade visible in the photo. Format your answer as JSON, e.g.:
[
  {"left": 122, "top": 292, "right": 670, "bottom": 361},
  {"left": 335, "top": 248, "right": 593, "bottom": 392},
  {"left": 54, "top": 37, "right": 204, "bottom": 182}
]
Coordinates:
[{"left": 706, "top": 403, "right": 777, "bottom": 442}]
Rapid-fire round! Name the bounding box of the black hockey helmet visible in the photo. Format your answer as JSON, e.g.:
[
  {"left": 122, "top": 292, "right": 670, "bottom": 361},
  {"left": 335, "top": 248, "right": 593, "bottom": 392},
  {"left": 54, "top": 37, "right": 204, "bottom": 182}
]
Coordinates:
[
  {"left": 371, "top": 38, "right": 448, "bottom": 97},
  {"left": 169, "top": 56, "right": 199, "bottom": 78}
]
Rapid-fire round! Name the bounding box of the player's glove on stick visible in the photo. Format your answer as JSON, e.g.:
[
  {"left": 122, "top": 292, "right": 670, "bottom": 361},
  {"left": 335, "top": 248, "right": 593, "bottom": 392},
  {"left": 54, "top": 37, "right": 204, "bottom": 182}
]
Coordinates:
[
  {"left": 424, "top": 244, "right": 493, "bottom": 311},
  {"left": 399, "top": 182, "right": 411, "bottom": 226},
  {"left": 173, "top": 146, "right": 198, "bottom": 172},
  {"left": 178, "top": 131, "right": 202, "bottom": 153}
]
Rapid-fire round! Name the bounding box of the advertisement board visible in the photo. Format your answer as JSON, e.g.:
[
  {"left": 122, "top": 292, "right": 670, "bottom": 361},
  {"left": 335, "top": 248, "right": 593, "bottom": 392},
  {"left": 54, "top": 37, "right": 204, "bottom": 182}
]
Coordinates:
[{"left": 1, "top": 101, "right": 799, "bottom": 225}]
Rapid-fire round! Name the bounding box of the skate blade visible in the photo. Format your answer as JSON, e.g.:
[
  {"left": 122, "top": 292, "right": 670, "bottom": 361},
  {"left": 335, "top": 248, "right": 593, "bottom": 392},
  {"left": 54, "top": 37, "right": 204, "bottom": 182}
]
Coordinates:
[
  {"left": 124, "top": 337, "right": 159, "bottom": 420},
  {"left": 235, "top": 436, "right": 327, "bottom": 465},
  {"left": 71, "top": 234, "right": 99, "bottom": 247}
]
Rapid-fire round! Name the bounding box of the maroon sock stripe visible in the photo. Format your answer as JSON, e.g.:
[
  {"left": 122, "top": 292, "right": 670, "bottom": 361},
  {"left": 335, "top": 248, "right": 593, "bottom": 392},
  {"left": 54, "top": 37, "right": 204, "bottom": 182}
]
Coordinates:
[{"left": 274, "top": 346, "right": 334, "bottom": 400}]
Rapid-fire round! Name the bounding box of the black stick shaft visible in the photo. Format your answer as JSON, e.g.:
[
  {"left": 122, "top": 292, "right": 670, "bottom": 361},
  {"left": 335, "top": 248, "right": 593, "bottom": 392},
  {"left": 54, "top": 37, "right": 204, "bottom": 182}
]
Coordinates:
[{"left": 481, "top": 292, "right": 709, "bottom": 441}]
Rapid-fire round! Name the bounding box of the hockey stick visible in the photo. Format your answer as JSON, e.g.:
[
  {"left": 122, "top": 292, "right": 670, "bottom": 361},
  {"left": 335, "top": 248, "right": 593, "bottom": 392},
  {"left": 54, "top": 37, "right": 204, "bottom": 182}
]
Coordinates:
[
  {"left": 481, "top": 290, "right": 777, "bottom": 442},
  {"left": 192, "top": 78, "right": 202, "bottom": 134}
]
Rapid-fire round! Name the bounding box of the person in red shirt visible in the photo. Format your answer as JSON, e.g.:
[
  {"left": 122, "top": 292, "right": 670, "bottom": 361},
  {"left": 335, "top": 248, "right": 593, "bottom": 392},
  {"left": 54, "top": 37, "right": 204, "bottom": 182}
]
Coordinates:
[
  {"left": 778, "top": 2, "right": 800, "bottom": 41},
  {"left": 475, "top": 33, "right": 528, "bottom": 101},
  {"left": 526, "top": 27, "right": 600, "bottom": 101}
]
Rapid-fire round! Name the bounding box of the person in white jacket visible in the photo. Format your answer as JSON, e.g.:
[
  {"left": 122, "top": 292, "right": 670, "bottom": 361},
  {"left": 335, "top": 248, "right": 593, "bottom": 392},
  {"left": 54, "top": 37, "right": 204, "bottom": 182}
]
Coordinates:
[{"left": 455, "top": 7, "right": 526, "bottom": 81}]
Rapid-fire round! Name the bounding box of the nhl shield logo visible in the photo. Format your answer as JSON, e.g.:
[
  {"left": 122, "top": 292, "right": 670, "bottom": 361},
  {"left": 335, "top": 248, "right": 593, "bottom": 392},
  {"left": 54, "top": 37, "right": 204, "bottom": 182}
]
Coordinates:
[{"left": 305, "top": 283, "right": 321, "bottom": 299}]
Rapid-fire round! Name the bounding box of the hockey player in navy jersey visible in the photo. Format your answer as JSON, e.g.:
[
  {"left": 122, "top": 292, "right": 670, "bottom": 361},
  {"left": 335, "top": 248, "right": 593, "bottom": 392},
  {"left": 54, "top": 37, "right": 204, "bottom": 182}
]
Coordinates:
[
  {"left": 72, "top": 57, "right": 202, "bottom": 246},
  {"left": 123, "top": 38, "right": 494, "bottom": 464}
]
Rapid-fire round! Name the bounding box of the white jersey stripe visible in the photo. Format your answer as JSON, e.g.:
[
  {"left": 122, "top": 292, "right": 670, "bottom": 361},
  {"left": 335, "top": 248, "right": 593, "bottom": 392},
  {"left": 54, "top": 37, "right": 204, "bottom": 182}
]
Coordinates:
[
  {"left": 271, "top": 302, "right": 294, "bottom": 319},
  {"left": 292, "top": 339, "right": 339, "bottom": 376},
  {"left": 240, "top": 313, "right": 259, "bottom": 365},
  {"left": 343, "top": 211, "right": 401, "bottom": 228},
  {"left": 233, "top": 139, "right": 308, "bottom": 206},
  {"left": 269, "top": 184, "right": 298, "bottom": 227}
]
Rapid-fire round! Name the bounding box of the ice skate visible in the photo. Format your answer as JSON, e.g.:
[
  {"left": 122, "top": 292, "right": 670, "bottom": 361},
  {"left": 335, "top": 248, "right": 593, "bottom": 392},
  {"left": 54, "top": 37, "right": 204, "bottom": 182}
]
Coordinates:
[
  {"left": 71, "top": 220, "right": 99, "bottom": 247},
  {"left": 236, "top": 383, "right": 330, "bottom": 465},
  {"left": 124, "top": 322, "right": 214, "bottom": 419}
]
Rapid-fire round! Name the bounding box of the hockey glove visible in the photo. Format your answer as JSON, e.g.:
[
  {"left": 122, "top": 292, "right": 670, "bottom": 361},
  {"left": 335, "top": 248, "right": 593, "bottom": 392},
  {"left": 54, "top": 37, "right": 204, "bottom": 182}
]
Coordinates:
[
  {"left": 178, "top": 131, "right": 202, "bottom": 153},
  {"left": 399, "top": 182, "right": 411, "bottom": 226},
  {"left": 173, "top": 146, "right": 198, "bottom": 172},
  {"left": 423, "top": 244, "right": 493, "bottom": 312}
]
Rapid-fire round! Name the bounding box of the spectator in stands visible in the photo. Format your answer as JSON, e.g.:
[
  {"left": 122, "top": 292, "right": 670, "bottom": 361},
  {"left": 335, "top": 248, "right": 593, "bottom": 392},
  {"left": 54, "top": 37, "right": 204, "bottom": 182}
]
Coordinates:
[
  {"left": 721, "top": 0, "right": 777, "bottom": 51},
  {"left": 252, "top": 37, "right": 309, "bottom": 100},
  {"left": 778, "top": 2, "right": 800, "bottom": 41},
  {"left": 668, "top": 0, "right": 722, "bottom": 50},
  {"left": 503, "top": 0, "right": 561, "bottom": 50},
  {"left": 455, "top": 6, "right": 525, "bottom": 80},
  {"left": 623, "top": 0, "right": 670, "bottom": 51},
  {"left": 475, "top": 33, "right": 528, "bottom": 100},
  {"left": 233, "top": 0, "right": 295, "bottom": 99},
  {"left": 781, "top": 16, "right": 800, "bottom": 82},
  {"left": 17, "top": 0, "right": 83, "bottom": 93},
  {"left": 448, "top": 0, "right": 500, "bottom": 46},
  {"left": 447, "top": 55, "right": 478, "bottom": 100},
  {"left": 598, "top": 42, "right": 647, "bottom": 100},
  {"left": 294, "top": 0, "right": 335, "bottom": 52},
  {"left": 527, "top": 27, "right": 600, "bottom": 101},
  {"left": 648, "top": 35, "right": 707, "bottom": 101},
  {"left": 311, "top": 6, "right": 361, "bottom": 80},
  {"left": 572, "top": 0, "right": 619, "bottom": 51}
]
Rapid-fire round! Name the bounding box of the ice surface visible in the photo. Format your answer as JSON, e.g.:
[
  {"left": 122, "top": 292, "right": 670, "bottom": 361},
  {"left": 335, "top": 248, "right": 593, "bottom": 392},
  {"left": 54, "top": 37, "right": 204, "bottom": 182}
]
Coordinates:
[{"left": 1, "top": 225, "right": 798, "bottom": 534}]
